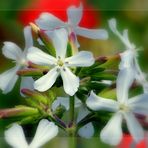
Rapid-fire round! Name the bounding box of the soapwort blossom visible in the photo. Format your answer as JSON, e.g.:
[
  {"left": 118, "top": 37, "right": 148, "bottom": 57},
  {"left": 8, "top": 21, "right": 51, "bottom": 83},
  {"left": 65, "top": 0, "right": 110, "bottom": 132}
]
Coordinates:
[
  {"left": 109, "top": 18, "right": 148, "bottom": 93},
  {"left": 27, "top": 28, "right": 95, "bottom": 96},
  {"left": 5, "top": 119, "right": 58, "bottom": 148},
  {"left": 35, "top": 4, "right": 108, "bottom": 47},
  {"left": 86, "top": 68, "right": 148, "bottom": 145},
  {"left": 0, "top": 26, "right": 34, "bottom": 94}
]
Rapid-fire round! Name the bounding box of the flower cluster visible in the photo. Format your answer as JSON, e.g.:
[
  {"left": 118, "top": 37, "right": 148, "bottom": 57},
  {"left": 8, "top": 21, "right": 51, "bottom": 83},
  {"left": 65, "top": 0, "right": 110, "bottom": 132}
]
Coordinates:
[{"left": 0, "top": 3, "right": 148, "bottom": 148}]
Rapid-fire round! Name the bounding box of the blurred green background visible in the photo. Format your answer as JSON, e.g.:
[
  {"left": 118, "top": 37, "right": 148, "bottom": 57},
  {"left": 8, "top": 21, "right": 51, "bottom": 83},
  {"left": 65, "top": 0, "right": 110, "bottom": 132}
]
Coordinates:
[{"left": 0, "top": 0, "right": 148, "bottom": 147}]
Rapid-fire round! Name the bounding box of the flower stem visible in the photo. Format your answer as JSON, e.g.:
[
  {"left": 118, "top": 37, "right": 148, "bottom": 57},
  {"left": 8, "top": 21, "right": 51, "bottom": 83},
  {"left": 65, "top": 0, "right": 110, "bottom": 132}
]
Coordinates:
[
  {"left": 69, "top": 96, "right": 75, "bottom": 124},
  {"left": 68, "top": 96, "right": 77, "bottom": 148},
  {"left": 68, "top": 137, "right": 76, "bottom": 148}
]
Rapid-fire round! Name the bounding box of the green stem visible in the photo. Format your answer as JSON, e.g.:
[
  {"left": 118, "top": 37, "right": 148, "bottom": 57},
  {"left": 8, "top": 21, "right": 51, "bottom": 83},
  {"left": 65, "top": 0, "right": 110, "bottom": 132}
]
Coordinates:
[
  {"left": 69, "top": 96, "right": 75, "bottom": 124},
  {"left": 48, "top": 114, "right": 66, "bottom": 131},
  {"left": 68, "top": 96, "right": 77, "bottom": 148},
  {"left": 68, "top": 137, "right": 76, "bottom": 148}
]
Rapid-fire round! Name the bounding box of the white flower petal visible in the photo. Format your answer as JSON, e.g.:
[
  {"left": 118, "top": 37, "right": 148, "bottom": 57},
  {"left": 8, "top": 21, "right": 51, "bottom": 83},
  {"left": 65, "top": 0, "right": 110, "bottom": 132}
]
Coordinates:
[
  {"left": 20, "top": 77, "right": 34, "bottom": 97},
  {"left": 65, "top": 51, "right": 95, "bottom": 67},
  {"left": 52, "top": 29, "right": 68, "bottom": 59},
  {"left": 143, "top": 82, "right": 148, "bottom": 93},
  {"left": 77, "top": 105, "right": 90, "bottom": 122},
  {"left": 78, "top": 123, "right": 94, "bottom": 138},
  {"left": 116, "top": 68, "right": 135, "bottom": 103},
  {"left": 52, "top": 97, "right": 82, "bottom": 111},
  {"left": 108, "top": 18, "right": 134, "bottom": 49},
  {"left": 124, "top": 112, "right": 144, "bottom": 143},
  {"left": 52, "top": 97, "right": 69, "bottom": 111},
  {"left": 67, "top": 4, "right": 83, "bottom": 25},
  {"left": 5, "top": 123, "right": 28, "bottom": 148},
  {"left": 30, "top": 119, "right": 58, "bottom": 148},
  {"left": 27, "top": 47, "right": 57, "bottom": 65},
  {"left": 86, "top": 91, "right": 118, "bottom": 112},
  {"left": 24, "top": 26, "right": 33, "bottom": 50},
  {"left": 69, "top": 32, "right": 80, "bottom": 48},
  {"left": 75, "top": 27, "right": 108, "bottom": 39},
  {"left": 74, "top": 97, "right": 82, "bottom": 108},
  {"left": 2, "top": 42, "right": 23, "bottom": 61},
  {"left": 128, "top": 94, "right": 148, "bottom": 115},
  {"left": 0, "top": 66, "right": 20, "bottom": 94},
  {"left": 119, "top": 50, "right": 135, "bottom": 70},
  {"left": 100, "top": 112, "right": 123, "bottom": 146},
  {"left": 60, "top": 67, "right": 79, "bottom": 96},
  {"left": 77, "top": 105, "right": 94, "bottom": 138},
  {"left": 34, "top": 67, "right": 59, "bottom": 92},
  {"left": 35, "top": 13, "right": 64, "bottom": 30}
]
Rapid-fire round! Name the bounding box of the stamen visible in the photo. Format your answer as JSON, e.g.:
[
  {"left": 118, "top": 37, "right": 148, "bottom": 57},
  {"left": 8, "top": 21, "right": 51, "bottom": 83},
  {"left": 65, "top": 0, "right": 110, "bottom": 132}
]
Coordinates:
[
  {"left": 57, "top": 59, "right": 64, "bottom": 67},
  {"left": 119, "top": 103, "right": 129, "bottom": 112}
]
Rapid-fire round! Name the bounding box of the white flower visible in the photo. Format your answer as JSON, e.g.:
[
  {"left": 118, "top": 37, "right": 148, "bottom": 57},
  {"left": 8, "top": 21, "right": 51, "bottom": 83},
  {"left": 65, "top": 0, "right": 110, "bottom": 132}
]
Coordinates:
[
  {"left": 86, "top": 68, "right": 148, "bottom": 145},
  {"left": 52, "top": 96, "right": 94, "bottom": 138},
  {"left": 27, "top": 28, "right": 95, "bottom": 96},
  {"left": 35, "top": 4, "right": 108, "bottom": 47},
  {"left": 108, "top": 18, "right": 148, "bottom": 93},
  {"left": 52, "top": 96, "right": 82, "bottom": 111},
  {"left": 5, "top": 119, "right": 58, "bottom": 148},
  {"left": 0, "top": 26, "right": 34, "bottom": 94}
]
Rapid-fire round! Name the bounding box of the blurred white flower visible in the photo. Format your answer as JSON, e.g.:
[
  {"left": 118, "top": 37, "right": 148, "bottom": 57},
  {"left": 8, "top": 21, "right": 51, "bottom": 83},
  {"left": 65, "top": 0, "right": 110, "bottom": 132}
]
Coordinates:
[
  {"left": 109, "top": 18, "right": 148, "bottom": 93},
  {"left": 35, "top": 3, "right": 108, "bottom": 47},
  {"left": 86, "top": 68, "right": 148, "bottom": 145},
  {"left": 5, "top": 119, "right": 58, "bottom": 148},
  {"left": 0, "top": 26, "right": 34, "bottom": 94},
  {"left": 52, "top": 96, "right": 82, "bottom": 111},
  {"left": 27, "top": 28, "right": 95, "bottom": 96},
  {"left": 52, "top": 96, "right": 94, "bottom": 138}
]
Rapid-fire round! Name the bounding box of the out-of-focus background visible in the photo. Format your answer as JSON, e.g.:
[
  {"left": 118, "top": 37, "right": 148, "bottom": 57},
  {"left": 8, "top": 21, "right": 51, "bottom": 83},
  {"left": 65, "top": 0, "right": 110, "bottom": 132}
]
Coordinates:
[{"left": 0, "top": 0, "right": 148, "bottom": 147}]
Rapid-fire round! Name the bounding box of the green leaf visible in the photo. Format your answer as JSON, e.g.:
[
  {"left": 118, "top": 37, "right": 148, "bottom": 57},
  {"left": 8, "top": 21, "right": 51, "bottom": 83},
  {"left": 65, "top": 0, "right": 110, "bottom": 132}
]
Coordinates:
[
  {"left": 98, "top": 88, "right": 117, "bottom": 100},
  {"left": 91, "top": 72, "right": 116, "bottom": 81}
]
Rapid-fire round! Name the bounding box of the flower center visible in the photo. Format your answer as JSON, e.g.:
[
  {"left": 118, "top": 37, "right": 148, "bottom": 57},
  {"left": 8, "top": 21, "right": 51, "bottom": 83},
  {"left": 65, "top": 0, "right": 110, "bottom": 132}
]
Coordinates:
[
  {"left": 119, "top": 103, "right": 130, "bottom": 112},
  {"left": 57, "top": 59, "right": 64, "bottom": 67},
  {"left": 17, "top": 58, "right": 28, "bottom": 67}
]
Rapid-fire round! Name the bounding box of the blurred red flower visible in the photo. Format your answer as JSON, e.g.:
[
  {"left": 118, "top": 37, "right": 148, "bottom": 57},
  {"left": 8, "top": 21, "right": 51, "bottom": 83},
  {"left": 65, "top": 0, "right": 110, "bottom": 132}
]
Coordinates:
[
  {"left": 18, "top": 0, "right": 100, "bottom": 28},
  {"left": 118, "top": 134, "right": 147, "bottom": 148}
]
